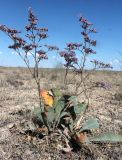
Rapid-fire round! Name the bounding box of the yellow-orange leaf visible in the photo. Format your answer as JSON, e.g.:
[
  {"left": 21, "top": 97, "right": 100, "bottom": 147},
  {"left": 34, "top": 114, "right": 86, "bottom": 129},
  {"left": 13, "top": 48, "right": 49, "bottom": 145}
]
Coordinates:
[{"left": 40, "top": 90, "right": 54, "bottom": 107}]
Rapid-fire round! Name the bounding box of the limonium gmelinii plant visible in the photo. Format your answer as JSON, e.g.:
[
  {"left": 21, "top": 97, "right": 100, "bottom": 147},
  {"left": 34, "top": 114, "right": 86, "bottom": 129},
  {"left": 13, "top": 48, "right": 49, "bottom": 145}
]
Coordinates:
[
  {"left": 0, "top": 9, "right": 122, "bottom": 153},
  {"left": 0, "top": 8, "right": 59, "bottom": 122},
  {"left": 59, "top": 15, "right": 112, "bottom": 96}
]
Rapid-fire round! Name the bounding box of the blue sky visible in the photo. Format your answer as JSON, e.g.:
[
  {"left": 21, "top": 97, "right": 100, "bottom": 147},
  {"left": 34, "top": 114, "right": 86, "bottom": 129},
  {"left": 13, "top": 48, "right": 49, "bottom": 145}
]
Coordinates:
[{"left": 0, "top": 0, "right": 122, "bottom": 70}]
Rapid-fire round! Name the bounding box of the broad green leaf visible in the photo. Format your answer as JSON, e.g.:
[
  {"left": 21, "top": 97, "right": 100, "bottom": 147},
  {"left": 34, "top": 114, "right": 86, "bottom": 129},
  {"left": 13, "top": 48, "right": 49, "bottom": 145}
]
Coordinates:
[
  {"left": 68, "top": 96, "right": 77, "bottom": 106},
  {"left": 32, "top": 107, "right": 41, "bottom": 115},
  {"left": 47, "top": 100, "right": 65, "bottom": 125},
  {"left": 52, "top": 88, "right": 62, "bottom": 98},
  {"left": 41, "top": 112, "right": 49, "bottom": 129},
  {"left": 53, "top": 93, "right": 65, "bottom": 108},
  {"left": 66, "top": 96, "right": 77, "bottom": 120},
  {"left": 89, "top": 133, "right": 122, "bottom": 143},
  {"left": 80, "top": 118, "right": 99, "bottom": 132},
  {"left": 32, "top": 107, "right": 43, "bottom": 124},
  {"left": 68, "top": 96, "right": 77, "bottom": 101},
  {"left": 60, "top": 111, "right": 70, "bottom": 119},
  {"left": 32, "top": 108, "right": 50, "bottom": 130},
  {"left": 55, "top": 100, "right": 65, "bottom": 120},
  {"left": 47, "top": 108, "right": 55, "bottom": 123},
  {"left": 67, "top": 106, "right": 76, "bottom": 121},
  {"left": 75, "top": 103, "right": 87, "bottom": 115}
]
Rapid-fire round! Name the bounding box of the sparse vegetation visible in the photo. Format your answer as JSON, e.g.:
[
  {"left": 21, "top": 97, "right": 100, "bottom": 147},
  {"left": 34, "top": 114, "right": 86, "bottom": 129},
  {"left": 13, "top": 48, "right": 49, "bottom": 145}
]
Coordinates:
[
  {"left": 0, "top": 7, "right": 122, "bottom": 160},
  {"left": 0, "top": 67, "right": 122, "bottom": 159}
]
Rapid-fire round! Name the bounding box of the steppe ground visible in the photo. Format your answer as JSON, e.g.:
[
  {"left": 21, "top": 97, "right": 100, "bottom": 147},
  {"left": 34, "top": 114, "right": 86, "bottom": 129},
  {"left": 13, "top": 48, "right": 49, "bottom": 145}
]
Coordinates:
[{"left": 0, "top": 67, "right": 122, "bottom": 160}]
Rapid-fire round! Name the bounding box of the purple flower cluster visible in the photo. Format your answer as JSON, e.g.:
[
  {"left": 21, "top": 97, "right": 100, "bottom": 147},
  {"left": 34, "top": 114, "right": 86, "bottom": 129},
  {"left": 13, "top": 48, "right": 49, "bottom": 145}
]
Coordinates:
[
  {"left": 90, "top": 60, "right": 113, "bottom": 69},
  {"left": 8, "top": 43, "right": 21, "bottom": 50},
  {"left": 25, "top": 25, "right": 32, "bottom": 31},
  {"left": 84, "top": 48, "right": 96, "bottom": 54},
  {"left": 37, "top": 50, "right": 48, "bottom": 60},
  {"left": 28, "top": 8, "right": 38, "bottom": 26},
  {"left": 59, "top": 15, "right": 98, "bottom": 68},
  {"left": 59, "top": 51, "right": 78, "bottom": 67},
  {"left": 22, "top": 44, "right": 33, "bottom": 52},
  {"left": 25, "top": 8, "right": 49, "bottom": 43},
  {"left": 90, "top": 40, "right": 97, "bottom": 46},
  {"left": 89, "top": 28, "right": 97, "bottom": 33},
  {"left": 83, "top": 35, "right": 90, "bottom": 43},
  {"left": 38, "top": 33, "right": 48, "bottom": 39},
  {"left": 66, "top": 43, "right": 82, "bottom": 50},
  {"left": 79, "top": 16, "right": 97, "bottom": 53},
  {"left": 0, "top": 25, "right": 20, "bottom": 34},
  {"left": 95, "top": 82, "right": 111, "bottom": 89},
  {"left": 25, "top": 8, "right": 38, "bottom": 31},
  {"left": 81, "top": 34, "right": 97, "bottom": 47},
  {"left": 37, "top": 28, "right": 48, "bottom": 32},
  {"left": 26, "top": 34, "right": 36, "bottom": 39},
  {"left": 79, "top": 16, "right": 93, "bottom": 29},
  {"left": 45, "top": 45, "right": 59, "bottom": 51},
  {"left": 0, "top": 8, "right": 60, "bottom": 67},
  {"left": 0, "top": 25, "right": 27, "bottom": 50}
]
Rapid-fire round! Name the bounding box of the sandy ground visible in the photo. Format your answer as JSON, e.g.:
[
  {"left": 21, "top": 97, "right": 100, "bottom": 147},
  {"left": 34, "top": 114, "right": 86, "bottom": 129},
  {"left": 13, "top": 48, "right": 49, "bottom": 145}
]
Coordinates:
[{"left": 0, "top": 67, "right": 122, "bottom": 160}]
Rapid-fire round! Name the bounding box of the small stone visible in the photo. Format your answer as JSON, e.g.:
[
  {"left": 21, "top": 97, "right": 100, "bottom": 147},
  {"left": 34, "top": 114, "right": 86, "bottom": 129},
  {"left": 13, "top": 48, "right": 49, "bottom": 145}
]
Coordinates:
[{"left": 7, "top": 123, "right": 15, "bottom": 129}]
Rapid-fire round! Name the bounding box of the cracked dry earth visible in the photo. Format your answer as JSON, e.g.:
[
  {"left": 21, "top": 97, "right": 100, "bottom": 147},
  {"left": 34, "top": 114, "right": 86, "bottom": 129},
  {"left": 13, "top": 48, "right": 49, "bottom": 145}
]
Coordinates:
[{"left": 0, "top": 67, "right": 122, "bottom": 160}]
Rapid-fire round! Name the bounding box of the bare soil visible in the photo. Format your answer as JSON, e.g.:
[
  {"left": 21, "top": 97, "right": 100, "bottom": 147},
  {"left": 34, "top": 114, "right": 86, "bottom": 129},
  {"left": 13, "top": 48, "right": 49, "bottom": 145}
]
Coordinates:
[{"left": 0, "top": 67, "right": 122, "bottom": 160}]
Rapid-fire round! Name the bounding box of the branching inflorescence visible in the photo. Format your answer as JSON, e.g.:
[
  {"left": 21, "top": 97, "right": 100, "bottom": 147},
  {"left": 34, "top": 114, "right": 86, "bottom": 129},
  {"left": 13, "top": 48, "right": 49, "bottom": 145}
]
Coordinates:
[
  {"left": 0, "top": 8, "right": 59, "bottom": 116},
  {"left": 0, "top": 8, "right": 59, "bottom": 77},
  {"left": 59, "top": 15, "right": 112, "bottom": 96}
]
